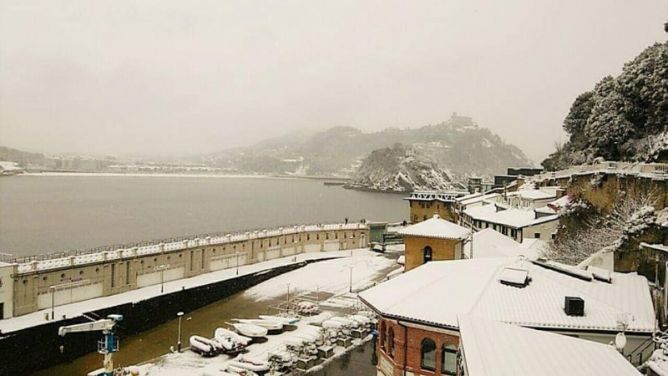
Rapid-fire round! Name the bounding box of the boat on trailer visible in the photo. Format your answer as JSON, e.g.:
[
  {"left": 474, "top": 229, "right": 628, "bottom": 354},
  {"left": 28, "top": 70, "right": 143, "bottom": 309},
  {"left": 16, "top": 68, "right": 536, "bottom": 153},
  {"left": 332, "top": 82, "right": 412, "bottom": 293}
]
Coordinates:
[{"left": 189, "top": 335, "right": 220, "bottom": 357}]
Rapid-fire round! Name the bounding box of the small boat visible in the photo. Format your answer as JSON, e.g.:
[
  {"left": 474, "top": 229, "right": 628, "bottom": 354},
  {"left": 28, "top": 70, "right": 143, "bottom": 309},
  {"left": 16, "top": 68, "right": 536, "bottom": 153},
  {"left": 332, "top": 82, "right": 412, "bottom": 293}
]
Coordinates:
[
  {"left": 232, "top": 323, "right": 268, "bottom": 338},
  {"left": 228, "top": 356, "right": 270, "bottom": 373},
  {"left": 189, "top": 335, "right": 219, "bottom": 357},
  {"left": 323, "top": 181, "right": 345, "bottom": 186},
  {"left": 259, "top": 314, "right": 300, "bottom": 325},
  {"left": 235, "top": 318, "right": 283, "bottom": 331},
  {"left": 215, "top": 327, "right": 252, "bottom": 346}
]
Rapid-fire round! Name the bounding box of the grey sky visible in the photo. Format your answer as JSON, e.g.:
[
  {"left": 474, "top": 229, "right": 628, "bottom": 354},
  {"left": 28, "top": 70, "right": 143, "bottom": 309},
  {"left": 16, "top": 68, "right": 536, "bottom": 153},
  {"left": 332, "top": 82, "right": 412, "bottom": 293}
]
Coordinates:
[{"left": 0, "top": 0, "right": 666, "bottom": 162}]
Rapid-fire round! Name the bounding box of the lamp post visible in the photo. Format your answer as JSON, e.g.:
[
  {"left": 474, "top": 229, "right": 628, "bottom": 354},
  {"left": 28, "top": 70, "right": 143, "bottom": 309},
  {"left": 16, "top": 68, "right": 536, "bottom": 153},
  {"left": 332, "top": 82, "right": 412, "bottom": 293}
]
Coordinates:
[
  {"left": 50, "top": 286, "right": 55, "bottom": 320},
  {"left": 235, "top": 251, "right": 240, "bottom": 276},
  {"left": 349, "top": 265, "right": 353, "bottom": 293},
  {"left": 177, "top": 311, "right": 184, "bottom": 352},
  {"left": 156, "top": 264, "right": 169, "bottom": 293}
]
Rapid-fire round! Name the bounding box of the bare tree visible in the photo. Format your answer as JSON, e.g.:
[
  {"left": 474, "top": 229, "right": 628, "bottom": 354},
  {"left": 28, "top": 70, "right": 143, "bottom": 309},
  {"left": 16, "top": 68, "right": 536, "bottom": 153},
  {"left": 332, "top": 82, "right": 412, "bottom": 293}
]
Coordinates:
[{"left": 544, "top": 189, "right": 659, "bottom": 265}]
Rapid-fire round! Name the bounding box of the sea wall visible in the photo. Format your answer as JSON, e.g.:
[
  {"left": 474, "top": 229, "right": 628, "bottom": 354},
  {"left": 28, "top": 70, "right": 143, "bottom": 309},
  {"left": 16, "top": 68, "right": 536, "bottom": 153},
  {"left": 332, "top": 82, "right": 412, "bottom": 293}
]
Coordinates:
[
  {"left": 9, "top": 223, "right": 369, "bottom": 317},
  {"left": 0, "top": 259, "right": 323, "bottom": 375}
]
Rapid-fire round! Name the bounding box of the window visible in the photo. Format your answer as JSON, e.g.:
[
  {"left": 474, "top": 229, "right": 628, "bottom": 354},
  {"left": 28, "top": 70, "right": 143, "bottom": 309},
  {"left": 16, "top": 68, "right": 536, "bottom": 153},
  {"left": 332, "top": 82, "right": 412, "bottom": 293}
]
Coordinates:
[
  {"left": 423, "top": 246, "right": 433, "bottom": 264},
  {"left": 534, "top": 233, "right": 541, "bottom": 239},
  {"left": 442, "top": 344, "right": 457, "bottom": 375},
  {"left": 420, "top": 338, "right": 436, "bottom": 371},
  {"left": 379, "top": 321, "right": 386, "bottom": 350},
  {"left": 387, "top": 327, "right": 395, "bottom": 357}
]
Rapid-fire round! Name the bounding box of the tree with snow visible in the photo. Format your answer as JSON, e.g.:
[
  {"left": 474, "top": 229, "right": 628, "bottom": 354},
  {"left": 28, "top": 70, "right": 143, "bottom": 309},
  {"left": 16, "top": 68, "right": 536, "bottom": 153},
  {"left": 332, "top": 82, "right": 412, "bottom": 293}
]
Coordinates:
[{"left": 544, "top": 190, "right": 660, "bottom": 265}]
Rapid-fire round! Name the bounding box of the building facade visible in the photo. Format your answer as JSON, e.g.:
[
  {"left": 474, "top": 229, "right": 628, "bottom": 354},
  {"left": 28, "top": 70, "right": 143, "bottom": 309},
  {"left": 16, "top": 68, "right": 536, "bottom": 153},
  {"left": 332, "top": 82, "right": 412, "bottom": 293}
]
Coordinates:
[
  {"left": 398, "top": 215, "right": 471, "bottom": 272},
  {"left": 405, "top": 192, "right": 469, "bottom": 223}
]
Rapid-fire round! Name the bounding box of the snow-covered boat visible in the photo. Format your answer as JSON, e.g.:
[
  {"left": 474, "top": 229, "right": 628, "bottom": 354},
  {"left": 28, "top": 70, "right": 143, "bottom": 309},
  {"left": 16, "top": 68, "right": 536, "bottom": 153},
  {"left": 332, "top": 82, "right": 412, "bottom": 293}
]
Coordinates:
[
  {"left": 259, "top": 314, "right": 300, "bottom": 325},
  {"left": 232, "top": 323, "right": 268, "bottom": 338},
  {"left": 234, "top": 318, "right": 283, "bottom": 331},
  {"left": 189, "top": 335, "right": 219, "bottom": 357},
  {"left": 297, "top": 301, "right": 320, "bottom": 315},
  {"left": 228, "top": 356, "right": 270, "bottom": 373},
  {"left": 215, "top": 327, "right": 253, "bottom": 346}
]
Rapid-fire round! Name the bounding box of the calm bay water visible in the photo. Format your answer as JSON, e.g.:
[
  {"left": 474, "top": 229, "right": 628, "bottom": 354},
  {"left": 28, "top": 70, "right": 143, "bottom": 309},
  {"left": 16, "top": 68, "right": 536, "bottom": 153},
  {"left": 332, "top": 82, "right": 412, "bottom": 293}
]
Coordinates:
[{"left": 0, "top": 174, "right": 406, "bottom": 257}]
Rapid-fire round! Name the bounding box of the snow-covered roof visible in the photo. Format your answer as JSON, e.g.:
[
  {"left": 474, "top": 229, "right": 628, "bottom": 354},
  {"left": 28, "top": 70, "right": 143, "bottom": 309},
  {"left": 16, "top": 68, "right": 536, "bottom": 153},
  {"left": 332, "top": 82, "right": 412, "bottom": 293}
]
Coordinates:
[
  {"left": 458, "top": 316, "right": 641, "bottom": 376},
  {"left": 464, "top": 229, "right": 540, "bottom": 259},
  {"left": 463, "top": 204, "right": 559, "bottom": 229},
  {"left": 514, "top": 188, "right": 556, "bottom": 200},
  {"left": 640, "top": 242, "right": 668, "bottom": 253},
  {"left": 456, "top": 192, "right": 500, "bottom": 206},
  {"left": 399, "top": 215, "right": 471, "bottom": 240},
  {"left": 359, "top": 258, "right": 655, "bottom": 333}
]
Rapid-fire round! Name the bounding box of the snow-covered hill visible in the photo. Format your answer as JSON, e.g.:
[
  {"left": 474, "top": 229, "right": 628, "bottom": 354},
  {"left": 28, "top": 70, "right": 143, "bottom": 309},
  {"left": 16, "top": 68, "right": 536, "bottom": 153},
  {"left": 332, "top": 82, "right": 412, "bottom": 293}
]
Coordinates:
[{"left": 345, "top": 144, "right": 465, "bottom": 193}]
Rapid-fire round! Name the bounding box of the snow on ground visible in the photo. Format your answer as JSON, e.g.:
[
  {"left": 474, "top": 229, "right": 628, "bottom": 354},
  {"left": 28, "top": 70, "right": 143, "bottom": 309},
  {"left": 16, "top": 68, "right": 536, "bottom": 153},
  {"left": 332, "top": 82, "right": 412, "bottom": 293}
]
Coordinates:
[
  {"left": 135, "top": 313, "right": 366, "bottom": 376},
  {"left": 243, "top": 249, "right": 395, "bottom": 301},
  {"left": 0, "top": 250, "right": 364, "bottom": 334}
]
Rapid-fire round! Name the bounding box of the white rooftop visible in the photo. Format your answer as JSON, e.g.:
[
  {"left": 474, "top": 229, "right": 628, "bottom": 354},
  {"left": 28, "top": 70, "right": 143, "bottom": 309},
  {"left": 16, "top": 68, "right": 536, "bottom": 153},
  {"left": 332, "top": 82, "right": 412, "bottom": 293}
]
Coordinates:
[
  {"left": 399, "top": 215, "right": 471, "bottom": 240},
  {"left": 359, "top": 258, "right": 655, "bottom": 333},
  {"left": 464, "top": 203, "right": 559, "bottom": 229},
  {"left": 458, "top": 316, "right": 641, "bottom": 376},
  {"left": 640, "top": 242, "right": 668, "bottom": 253},
  {"left": 464, "top": 228, "right": 543, "bottom": 259}
]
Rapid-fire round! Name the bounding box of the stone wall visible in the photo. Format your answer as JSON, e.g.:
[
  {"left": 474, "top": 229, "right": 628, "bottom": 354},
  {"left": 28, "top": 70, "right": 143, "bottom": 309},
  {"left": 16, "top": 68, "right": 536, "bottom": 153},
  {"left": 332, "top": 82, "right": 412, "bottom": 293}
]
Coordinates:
[{"left": 11, "top": 224, "right": 369, "bottom": 317}]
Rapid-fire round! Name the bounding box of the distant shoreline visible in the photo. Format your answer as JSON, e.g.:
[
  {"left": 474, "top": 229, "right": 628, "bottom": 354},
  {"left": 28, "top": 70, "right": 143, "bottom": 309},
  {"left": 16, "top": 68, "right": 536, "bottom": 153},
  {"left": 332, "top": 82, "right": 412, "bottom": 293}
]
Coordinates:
[{"left": 18, "top": 171, "right": 351, "bottom": 182}]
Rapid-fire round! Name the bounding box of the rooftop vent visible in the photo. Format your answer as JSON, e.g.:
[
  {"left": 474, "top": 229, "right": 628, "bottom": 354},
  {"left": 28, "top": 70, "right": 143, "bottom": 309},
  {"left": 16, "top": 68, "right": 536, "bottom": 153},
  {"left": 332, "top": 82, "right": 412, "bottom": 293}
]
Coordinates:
[
  {"left": 499, "top": 267, "right": 530, "bottom": 287},
  {"left": 564, "top": 296, "right": 585, "bottom": 316}
]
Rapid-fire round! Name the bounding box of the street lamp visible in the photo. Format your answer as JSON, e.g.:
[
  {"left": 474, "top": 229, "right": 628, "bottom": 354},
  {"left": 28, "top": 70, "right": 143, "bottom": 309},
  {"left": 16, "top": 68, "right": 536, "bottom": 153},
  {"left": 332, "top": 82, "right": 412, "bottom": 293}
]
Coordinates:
[
  {"left": 349, "top": 265, "right": 353, "bottom": 293},
  {"left": 155, "top": 264, "right": 170, "bottom": 293},
  {"left": 235, "top": 251, "right": 240, "bottom": 276},
  {"left": 176, "top": 311, "right": 184, "bottom": 352}
]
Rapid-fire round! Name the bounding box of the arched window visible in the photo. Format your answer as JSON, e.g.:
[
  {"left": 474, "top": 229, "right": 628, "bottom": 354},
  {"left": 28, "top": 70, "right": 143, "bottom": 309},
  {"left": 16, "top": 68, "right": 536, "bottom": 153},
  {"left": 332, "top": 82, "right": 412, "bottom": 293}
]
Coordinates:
[
  {"left": 423, "top": 246, "right": 433, "bottom": 264},
  {"left": 420, "top": 338, "right": 436, "bottom": 371},
  {"left": 442, "top": 344, "right": 458, "bottom": 375},
  {"left": 387, "top": 327, "right": 395, "bottom": 357}
]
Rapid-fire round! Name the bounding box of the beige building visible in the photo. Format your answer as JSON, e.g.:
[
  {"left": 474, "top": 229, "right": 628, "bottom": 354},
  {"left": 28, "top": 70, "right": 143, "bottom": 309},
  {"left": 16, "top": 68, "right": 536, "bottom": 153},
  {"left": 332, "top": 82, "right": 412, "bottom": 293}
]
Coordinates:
[
  {"left": 405, "top": 191, "right": 468, "bottom": 223},
  {"left": 398, "top": 215, "right": 471, "bottom": 271},
  {"left": 6, "top": 223, "right": 368, "bottom": 318}
]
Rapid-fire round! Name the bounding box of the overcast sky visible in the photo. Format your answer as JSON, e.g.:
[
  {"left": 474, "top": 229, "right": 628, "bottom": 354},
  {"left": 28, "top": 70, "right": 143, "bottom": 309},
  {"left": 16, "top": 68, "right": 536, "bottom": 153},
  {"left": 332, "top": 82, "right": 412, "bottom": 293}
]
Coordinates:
[{"left": 0, "top": 0, "right": 666, "bottom": 162}]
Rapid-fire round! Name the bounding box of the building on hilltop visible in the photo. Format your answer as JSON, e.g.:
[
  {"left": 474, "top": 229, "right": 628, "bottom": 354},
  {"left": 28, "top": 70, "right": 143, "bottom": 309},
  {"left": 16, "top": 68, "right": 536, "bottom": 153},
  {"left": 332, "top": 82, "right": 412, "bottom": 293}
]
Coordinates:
[
  {"left": 359, "top": 257, "right": 655, "bottom": 376},
  {"left": 398, "top": 215, "right": 471, "bottom": 271},
  {"left": 458, "top": 316, "right": 641, "bottom": 376},
  {"left": 405, "top": 191, "right": 469, "bottom": 223}
]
